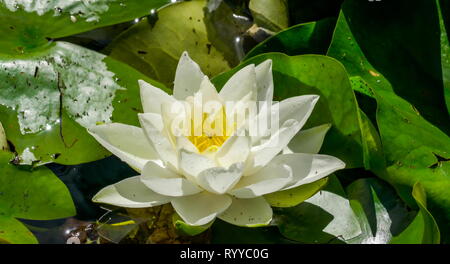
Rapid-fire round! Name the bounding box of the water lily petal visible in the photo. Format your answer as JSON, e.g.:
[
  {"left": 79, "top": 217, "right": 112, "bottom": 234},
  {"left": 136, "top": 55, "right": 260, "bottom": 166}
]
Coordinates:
[
  {"left": 198, "top": 76, "right": 222, "bottom": 103},
  {"left": 179, "top": 149, "right": 216, "bottom": 179},
  {"left": 246, "top": 119, "right": 301, "bottom": 175},
  {"left": 92, "top": 176, "right": 170, "bottom": 208},
  {"left": 172, "top": 192, "right": 232, "bottom": 226},
  {"left": 139, "top": 80, "right": 175, "bottom": 114},
  {"left": 218, "top": 197, "right": 272, "bottom": 227},
  {"left": 139, "top": 113, "right": 178, "bottom": 169},
  {"left": 230, "top": 160, "right": 293, "bottom": 198},
  {"left": 255, "top": 59, "right": 274, "bottom": 103},
  {"left": 88, "top": 123, "right": 160, "bottom": 173},
  {"left": 173, "top": 52, "right": 205, "bottom": 100},
  {"left": 277, "top": 95, "right": 319, "bottom": 126},
  {"left": 252, "top": 95, "right": 319, "bottom": 145},
  {"left": 197, "top": 163, "right": 244, "bottom": 194},
  {"left": 219, "top": 64, "right": 257, "bottom": 102},
  {"left": 284, "top": 124, "right": 331, "bottom": 154},
  {"left": 276, "top": 153, "right": 346, "bottom": 190},
  {"left": 176, "top": 136, "right": 198, "bottom": 153},
  {"left": 141, "top": 161, "right": 202, "bottom": 197},
  {"left": 216, "top": 135, "right": 251, "bottom": 168}
]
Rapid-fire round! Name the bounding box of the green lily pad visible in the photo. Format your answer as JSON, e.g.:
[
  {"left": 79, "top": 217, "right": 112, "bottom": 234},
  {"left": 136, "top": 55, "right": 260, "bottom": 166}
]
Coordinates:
[
  {"left": 172, "top": 213, "right": 213, "bottom": 236},
  {"left": 437, "top": 0, "right": 450, "bottom": 113},
  {"left": 213, "top": 53, "right": 364, "bottom": 168},
  {"left": 244, "top": 18, "right": 337, "bottom": 60},
  {"left": 347, "top": 178, "right": 440, "bottom": 244},
  {"left": 390, "top": 183, "right": 440, "bottom": 244},
  {"left": 0, "top": 41, "right": 166, "bottom": 165},
  {"left": 275, "top": 176, "right": 439, "bottom": 244},
  {"left": 328, "top": 0, "right": 449, "bottom": 132},
  {"left": 327, "top": 0, "right": 450, "bottom": 242},
  {"left": 249, "top": 0, "right": 289, "bottom": 32},
  {"left": 0, "top": 0, "right": 170, "bottom": 54},
  {"left": 107, "top": 0, "right": 231, "bottom": 88},
  {"left": 273, "top": 175, "right": 362, "bottom": 244},
  {"left": 265, "top": 177, "right": 328, "bottom": 208},
  {"left": 0, "top": 151, "right": 76, "bottom": 244}
]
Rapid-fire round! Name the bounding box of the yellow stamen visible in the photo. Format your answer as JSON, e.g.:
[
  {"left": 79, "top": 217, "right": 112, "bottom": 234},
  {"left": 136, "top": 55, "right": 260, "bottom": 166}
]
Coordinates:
[{"left": 188, "top": 108, "right": 230, "bottom": 153}]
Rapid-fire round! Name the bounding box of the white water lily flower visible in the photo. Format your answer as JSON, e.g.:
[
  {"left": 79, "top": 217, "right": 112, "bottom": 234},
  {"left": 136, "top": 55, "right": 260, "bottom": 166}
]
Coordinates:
[{"left": 89, "top": 52, "right": 345, "bottom": 227}]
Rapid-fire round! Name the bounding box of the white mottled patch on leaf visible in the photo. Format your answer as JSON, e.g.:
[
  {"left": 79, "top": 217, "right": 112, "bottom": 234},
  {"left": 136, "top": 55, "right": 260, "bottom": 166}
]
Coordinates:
[
  {"left": 2, "top": 0, "right": 110, "bottom": 22},
  {"left": 21, "top": 147, "right": 37, "bottom": 165},
  {"left": 0, "top": 42, "right": 122, "bottom": 134}
]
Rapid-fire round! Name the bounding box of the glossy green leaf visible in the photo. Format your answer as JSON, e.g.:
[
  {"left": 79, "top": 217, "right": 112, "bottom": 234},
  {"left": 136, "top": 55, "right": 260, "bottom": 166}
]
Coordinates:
[
  {"left": 213, "top": 53, "right": 364, "bottom": 168},
  {"left": 0, "top": 0, "right": 170, "bottom": 54},
  {"left": 274, "top": 175, "right": 362, "bottom": 244},
  {"left": 347, "top": 179, "right": 440, "bottom": 244},
  {"left": 327, "top": 0, "right": 450, "bottom": 241},
  {"left": 327, "top": 0, "right": 449, "bottom": 132},
  {"left": 0, "top": 41, "right": 165, "bottom": 165},
  {"left": 172, "top": 213, "right": 212, "bottom": 236},
  {"left": 0, "top": 151, "right": 76, "bottom": 244},
  {"left": 437, "top": 0, "right": 450, "bottom": 113},
  {"left": 244, "top": 18, "right": 336, "bottom": 60},
  {"left": 357, "top": 110, "right": 385, "bottom": 171},
  {"left": 107, "top": 0, "right": 231, "bottom": 88},
  {"left": 0, "top": 216, "right": 38, "bottom": 244},
  {"left": 249, "top": 0, "right": 288, "bottom": 32},
  {"left": 390, "top": 183, "right": 440, "bottom": 244},
  {"left": 265, "top": 178, "right": 328, "bottom": 208}
]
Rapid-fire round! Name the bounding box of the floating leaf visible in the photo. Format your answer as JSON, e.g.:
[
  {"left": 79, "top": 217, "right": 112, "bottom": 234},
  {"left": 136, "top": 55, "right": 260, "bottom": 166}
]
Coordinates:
[
  {"left": 390, "top": 183, "right": 440, "bottom": 244},
  {"left": 107, "top": 0, "right": 230, "bottom": 88},
  {"left": 0, "top": 151, "right": 76, "bottom": 244},
  {"left": 0, "top": 0, "right": 170, "bottom": 54},
  {"left": 265, "top": 178, "right": 328, "bottom": 208},
  {"left": 249, "top": 0, "right": 288, "bottom": 32},
  {"left": 0, "top": 41, "right": 165, "bottom": 165},
  {"left": 327, "top": 0, "right": 450, "bottom": 241},
  {"left": 347, "top": 178, "right": 440, "bottom": 244},
  {"left": 172, "top": 213, "right": 212, "bottom": 237},
  {"left": 274, "top": 176, "right": 362, "bottom": 244},
  {"left": 244, "top": 18, "right": 337, "bottom": 60}
]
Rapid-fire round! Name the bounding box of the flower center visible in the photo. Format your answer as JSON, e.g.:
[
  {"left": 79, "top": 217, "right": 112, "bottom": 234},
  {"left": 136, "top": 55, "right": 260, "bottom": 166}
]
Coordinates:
[{"left": 188, "top": 111, "right": 231, "bottom": 153}]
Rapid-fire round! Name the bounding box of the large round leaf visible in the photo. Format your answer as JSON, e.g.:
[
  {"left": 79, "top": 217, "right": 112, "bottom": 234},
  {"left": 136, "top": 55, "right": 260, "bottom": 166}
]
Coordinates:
[
  {"left": 273, "top": 175, "right": 362, "bottom": 244},
  {"left": 347, "top": 178, "right": 439, "bottom": 244},
  {"left": 327, "top": 0, "right": 450, "bottom": 241},
  {"left": 244, "top": 18, "right": 336, "bottom": 60},
  {"left": 0, "top": 151, "right": 76, "bottom": 243},
  {"left": 107, "top": 0, "right": 231, "bottom": 88},
  {"left": 0, "top": 41, "right": 166, "bottom": 165},
  {"left": 274, "top": 176, "right": 439, "bottom": 244},
  {"left": 0, "top": 0, "right": 170, "bottom": 54},
  {"left": 249, "top": 0, "right": 288, "bottom": 32}
]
